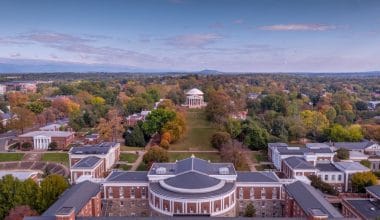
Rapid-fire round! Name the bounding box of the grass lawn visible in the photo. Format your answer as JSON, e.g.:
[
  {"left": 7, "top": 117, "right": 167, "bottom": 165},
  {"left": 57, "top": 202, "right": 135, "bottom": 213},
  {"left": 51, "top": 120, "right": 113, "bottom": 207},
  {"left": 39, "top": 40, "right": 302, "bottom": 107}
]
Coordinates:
[
  {"left": 41, "top": 153, "right": 69, "bottom": 166},
  {"left": 137, "top": 162, "right": 148, "bottom": 171},
  {"left": 119, "top": 153, "right": 139, "bottom": 163},
  {"left": 170, "top": 109, "right": 217, "bottom": 151},
  {"left": 120, "top": 146, "right": 144, "bottom": 151},
  {"left": 251, "top": 151, "right": 268, "bottom": 163},
  {"left": 0, "top": 153, "right": 24, "bottom": 162},
  {"left": 115, "top": 164, "right": 132, "bottom": 171},
  {"left": 168, "top": 152, "right": 221, "bottom": 162}
]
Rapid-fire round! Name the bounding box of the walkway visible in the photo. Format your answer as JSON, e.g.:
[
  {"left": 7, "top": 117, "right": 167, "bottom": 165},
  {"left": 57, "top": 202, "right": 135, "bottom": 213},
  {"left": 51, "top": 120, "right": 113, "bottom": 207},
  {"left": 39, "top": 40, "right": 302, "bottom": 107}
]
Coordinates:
[{"left": 129, "top": 151, "right": 144, "bottom": 171}]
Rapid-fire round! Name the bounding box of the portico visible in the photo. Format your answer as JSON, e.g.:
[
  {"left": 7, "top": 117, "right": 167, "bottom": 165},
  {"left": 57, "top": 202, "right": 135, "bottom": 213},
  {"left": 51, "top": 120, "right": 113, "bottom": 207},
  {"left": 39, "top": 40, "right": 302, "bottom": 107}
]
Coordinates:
[{"left": 185, "top": 88, "right": 206, "bottom": 108}]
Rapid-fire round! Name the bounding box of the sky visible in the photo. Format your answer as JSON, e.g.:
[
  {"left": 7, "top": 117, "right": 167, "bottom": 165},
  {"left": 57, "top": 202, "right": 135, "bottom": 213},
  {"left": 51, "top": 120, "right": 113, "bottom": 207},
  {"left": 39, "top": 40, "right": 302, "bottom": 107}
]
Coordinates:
[{"left": 0, "top": 0, "right": 380, "bottom": 72}]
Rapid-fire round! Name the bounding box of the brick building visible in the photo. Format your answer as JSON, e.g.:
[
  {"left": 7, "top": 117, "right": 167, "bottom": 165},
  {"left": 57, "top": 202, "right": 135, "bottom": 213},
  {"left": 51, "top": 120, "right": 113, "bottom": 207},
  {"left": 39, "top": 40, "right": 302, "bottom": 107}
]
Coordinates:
[{"left": 19, "top": 131, "right": 75, "bottom": 150}]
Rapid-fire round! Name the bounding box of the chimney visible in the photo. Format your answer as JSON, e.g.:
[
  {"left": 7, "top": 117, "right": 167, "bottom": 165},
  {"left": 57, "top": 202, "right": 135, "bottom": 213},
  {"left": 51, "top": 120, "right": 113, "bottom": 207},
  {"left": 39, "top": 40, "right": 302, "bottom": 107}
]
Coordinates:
[{"left": 55, "top": 207, "right": 75, "bottom": 220}]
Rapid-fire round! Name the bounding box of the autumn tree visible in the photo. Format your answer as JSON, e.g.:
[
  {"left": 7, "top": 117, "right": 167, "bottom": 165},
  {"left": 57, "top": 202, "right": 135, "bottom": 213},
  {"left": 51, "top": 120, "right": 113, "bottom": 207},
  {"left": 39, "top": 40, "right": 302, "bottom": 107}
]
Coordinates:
[
  {"left": 9, "top": 107, "right": 36, "bottom": 133},
  {"left": 211, "top": 132, "right": 231, "bottom": 150},
  {"left": 142, "top": 146, "right": 169, "bottom": 168},
  {"left": 220, "top": 140, "right": 249, "bottom": 171},
  {"left": 161, "top": 112, "right": 186, "bottom": 143},
  {"left": 301, "top": 110, "right": 329, "bottom": 139},
  {"left": 7, "top": 92, "right": 28, "bottom": 107},
  {"left": 97, "top": 108, "right": 124, "bottom": 141},
  {"left": 51, "top": 97, "right": 80, "bottom": 117},
  {"left": 351, "top": 171, "right": 377, "bottom": 193},
  {"left": 5, "top": 205, "right": 38, "bottom": 220},
  {"left": 205, "top": 90, "right": 233, "bottom": 123}
]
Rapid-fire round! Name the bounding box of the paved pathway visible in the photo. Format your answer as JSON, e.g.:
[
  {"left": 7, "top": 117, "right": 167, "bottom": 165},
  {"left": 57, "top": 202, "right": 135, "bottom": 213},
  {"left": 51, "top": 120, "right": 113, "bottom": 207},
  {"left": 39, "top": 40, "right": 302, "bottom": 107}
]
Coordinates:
[
  {"left": 129, "top": 151, "right": 145, "bottom": 171},
  {"left": 23, "top": 152, "right": 42, "bottom": 161}
]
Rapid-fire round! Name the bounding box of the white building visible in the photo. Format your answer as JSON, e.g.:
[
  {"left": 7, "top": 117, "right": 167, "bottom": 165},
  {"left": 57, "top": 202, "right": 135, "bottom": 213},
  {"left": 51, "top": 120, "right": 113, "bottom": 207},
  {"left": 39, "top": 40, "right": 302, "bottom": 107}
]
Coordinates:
[
  {"left": 184, "top": 88, "right": 206, "bottom": 109},
  {"left": 0, "top": 84, "right": 6, "bottom": 95}
]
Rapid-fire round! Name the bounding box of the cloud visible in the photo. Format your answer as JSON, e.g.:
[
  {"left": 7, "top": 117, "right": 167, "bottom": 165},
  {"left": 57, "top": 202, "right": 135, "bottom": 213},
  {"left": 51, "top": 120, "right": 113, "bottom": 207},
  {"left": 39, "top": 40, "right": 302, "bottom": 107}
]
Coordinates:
[
  {"left": 259, "top": 23, "right": 336, "bottom": 31},
  {"left": 18, "top": 31, "right": 92, "bottom": 44},
  {"left": 233, "top": 19, "right": 244, "bottom": 24},
  {"left": 165, "top": 33, "right": 223, "bottom": 48},
  {"left": 9, "top": 52, "right": 20, "bottom": 57}
]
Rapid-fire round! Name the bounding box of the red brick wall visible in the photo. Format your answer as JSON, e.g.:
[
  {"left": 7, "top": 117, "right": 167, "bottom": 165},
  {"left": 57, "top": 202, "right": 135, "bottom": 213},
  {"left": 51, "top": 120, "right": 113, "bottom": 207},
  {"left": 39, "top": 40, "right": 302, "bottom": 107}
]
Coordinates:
[{"left": 77, "top": 192, "right": 101, "bottom": 217}]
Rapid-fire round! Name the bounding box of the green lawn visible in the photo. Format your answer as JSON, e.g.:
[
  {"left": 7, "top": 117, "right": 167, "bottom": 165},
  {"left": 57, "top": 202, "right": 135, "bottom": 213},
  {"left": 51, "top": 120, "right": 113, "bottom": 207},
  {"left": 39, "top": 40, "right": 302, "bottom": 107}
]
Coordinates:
[
  {"left": 0, "top": 153, "right": 24, "bottom": 162},
  {"left": 251, "top": 151, "right": 268, "bottom": 163},
  {"left": 115, "top": 164, "right": 132, "bottom": 171},
  {"left": 170, "top": 109, "right": 217, "bottom": 151},
  {"left": 120, "top": 146, "right": 144, "bottom": 151},
  {"left": 119, "top": 153, "right": 139, "bottom": 163},
  {"left": 137, "top": 162, "right": 148, "bottom": 171},
  {"left": 41, "top": 153, "right": 69, "bottom": 166},
  {"left": 168, "top": 152, "right": 221, "bottom": 162}
]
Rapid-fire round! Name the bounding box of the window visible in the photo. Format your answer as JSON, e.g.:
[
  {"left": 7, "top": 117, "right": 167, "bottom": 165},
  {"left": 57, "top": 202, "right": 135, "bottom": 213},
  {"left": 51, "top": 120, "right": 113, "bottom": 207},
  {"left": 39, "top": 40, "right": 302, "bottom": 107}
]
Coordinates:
[
  {"left": 331, "top": 175, "right": 335, "bottom": 181},
  {"left": 239, "top": 188, "right": 243, "bottom": 199},
  {"left": 108, "top": 187, "right": 113, "bottom": 198},
  {"left": 272, "top": 188, "right": 277, "bottom": 199},
  {"left": 142, "top": 187, "right": 146, "bottom": 198},
  {"left": 261, "top": 188, "right": 266, "bottom": 199},
  {"left": 250, "top": 188, "right": 254, "bottom": 200},
  {"left": 324, "top": 175, "right": 328, "bottom": 181},
  {"left": 338, "top": 175, "right": 342, "bottom": 181},
  {"left": 131, "top": 187, "right": 135, "bottom": 198},
  {"left": 119, "top": 187, "right": 124, "bottom": 198}
]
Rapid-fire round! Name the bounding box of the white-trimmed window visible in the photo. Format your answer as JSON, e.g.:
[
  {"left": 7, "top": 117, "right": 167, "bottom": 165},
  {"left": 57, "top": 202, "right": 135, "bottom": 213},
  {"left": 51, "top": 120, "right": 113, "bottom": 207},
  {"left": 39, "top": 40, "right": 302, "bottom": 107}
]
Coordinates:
[
  {"left": 261, "top": 188, "right": 266, "bottom": 199},
  {"left": 272, "top": 188, "right": 277, "bottom": 199},
  {"left": 108, "top": 187, "right": 113, "bottom": 198},
  {"left": 250, "top": 188, "right": 254, "bottom": 200},
  {"left": 239, "top": 188, "right": 243, "bottom": 199},
  {"left": 131, "top": 187, "right": 135, "bottom": 198},
  {"left": 141, "top": 187, "right": 146, "bottom": 198},
  {"left": 119, "top": 187, "right": 124, "bottom": 198}
]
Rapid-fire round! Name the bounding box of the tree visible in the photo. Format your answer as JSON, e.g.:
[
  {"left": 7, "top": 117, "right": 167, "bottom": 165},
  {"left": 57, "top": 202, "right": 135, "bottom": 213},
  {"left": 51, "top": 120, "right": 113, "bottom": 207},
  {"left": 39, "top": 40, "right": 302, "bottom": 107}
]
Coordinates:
[
  {"left": 336, "top": 148, "right": 349, "bottom": 160},
  {"left": 7, "top": 92, "right": 28, "bottom": 107},
  {"left": 242, "top": 122, "right": 269, "bottom": 150},
  {"left": 166, "top": 89, "right": 185, "bottom": 105},
  {"left": 48, "top": 142, "right": 58, "bottom": 151},
  {"left": 347, "top": 124, "right": 363, "bottom": 141},
  {"left": 205, "top": 90, "right": 233, "bottom": 123},
  {"left": 260, "top": 94, "right": 287, "bottom": 114},
  {"left": 124, "top": 125, "right": 146, "bottom": 147},
  {"left": 37, "top": 174, "right": 69, "bottom": 213},
  {"left": 159, "top": 139, "right": 170, "bottom": 149},
  {"left": 244, "top": 202, "right": 256, "bottom": 217},
  {"left": 51, "top": 97, "right": 80, "bottom": 117},
  {"left": 351, "top": 171, "right": 377, "bottom": 193},
  {"left": 225, "top": 118, "right": 242, "bottom": 139},
  {"left": 220, "top": 140, "right": 249, "bottom": 171},
  {"left": 301, "top": 110, "right": 329, "bottom": 138},
  {"left": 0, "top": 175, "right": 23, "bottom": 218},
  {"left": 309, "top": 175, "right": 338, "bottom": 196},
  {"left": 142, "top": 109, "right": 176, "bottom": 137},
  {"left": 26, "top": 102, "right": 44, "bottom": 114},
  {"left": 161, "top": 113, "right": 186, "bottom": 143},
  {"left": 21, "top": 142, "right": 32, "bottom": 151},
  {"left": 124, "top": 97, "right": 149, "bottom": 115},
  {"left": 355, "top": 101, "right": 368, "bottom": 111},
  {"left": 210, "top": 132, "right": 231, "bottom": 150},
  {"left": 360, "top": 159, "right": 371, "bottom": 168},
  {"left": 97, "top": 108, "right": 124, "bottom": 141},
  {"left": 9, "top": 107, "right": 36, "bottom": 133},
  {"left": 142, "top": 146, "right": 169, "bottom": 168},
  {"left": 5, "top": 205, "right": 38, "bottom": 220}
]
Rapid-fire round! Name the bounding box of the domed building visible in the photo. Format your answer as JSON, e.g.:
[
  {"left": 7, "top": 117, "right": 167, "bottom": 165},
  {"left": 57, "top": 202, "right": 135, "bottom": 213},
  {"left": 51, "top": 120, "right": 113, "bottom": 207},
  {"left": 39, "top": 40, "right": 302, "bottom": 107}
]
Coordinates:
[{"left": 184, "top": 88, "right": 206, "bottom": 108}]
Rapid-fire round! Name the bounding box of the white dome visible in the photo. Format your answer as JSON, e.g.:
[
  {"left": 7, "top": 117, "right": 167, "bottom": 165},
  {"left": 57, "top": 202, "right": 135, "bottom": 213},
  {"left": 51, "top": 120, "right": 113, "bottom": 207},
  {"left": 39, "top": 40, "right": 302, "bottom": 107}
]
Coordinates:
[{"left": 186, "top": 88, "right": 204, "bottom": 95}]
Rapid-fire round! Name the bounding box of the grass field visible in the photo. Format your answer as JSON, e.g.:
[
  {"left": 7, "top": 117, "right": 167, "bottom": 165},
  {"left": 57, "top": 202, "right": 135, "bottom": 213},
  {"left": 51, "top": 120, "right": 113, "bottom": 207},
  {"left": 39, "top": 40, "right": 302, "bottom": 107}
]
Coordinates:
[
  {"left": 41, "top": 153, "right": 69, "bottom": 166},
  {"left": 170, "top": 109, "right": 217, "bottom": 151},
  {"left": 251, "top": 151, "right": 268, "bottom": 163},
  {"left": 119, "top": 153, "right": 139, "bottom": 163},
  {"left": 0, "top": 153, "right": 24, "bottom": 162},
  {"left": 168, "top": 152, "right": 221, "bottom": 162},
  {"left": 115, "top": 164, "right": 132, "bottom": 171}
]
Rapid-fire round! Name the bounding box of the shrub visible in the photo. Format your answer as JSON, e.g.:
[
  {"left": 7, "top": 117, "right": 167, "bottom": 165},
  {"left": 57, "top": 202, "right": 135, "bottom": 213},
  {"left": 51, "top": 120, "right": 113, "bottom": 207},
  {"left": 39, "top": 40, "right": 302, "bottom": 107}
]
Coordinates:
[
  {"left": 210, "top": 132, "right": 231, "bottom": 150},
  {"left": 309, "top": 175, "right": 339, "bottom": 196},
  {"left": 21, "top": 142, "right": 32, "bottom": 151}
]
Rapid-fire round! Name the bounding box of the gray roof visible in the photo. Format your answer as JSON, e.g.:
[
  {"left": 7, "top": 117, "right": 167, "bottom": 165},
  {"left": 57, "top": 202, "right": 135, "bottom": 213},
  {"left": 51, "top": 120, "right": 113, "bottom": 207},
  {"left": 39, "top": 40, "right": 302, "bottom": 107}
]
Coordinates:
[
  {"left": 328, "top": 141, "right": 376, "bottom": 150},
  {"left": 163, "top": 171, "right": 221, "bottom": 189},
  {"left": 345, "top": 199, "right": 380, "bottom": 219},
  {"left": 106, "top": 171, "right": 148, "bottom": 182},
  {"left": 42, "top": 181, "right": 100, "bottom": 216},
  {"left": 334, "top": 162, "right": 370, "bottom": 172},
  {"left": 268, "top": 142, "right": 288, "bottom": 149},
  {"left": 283, "top": 157, "right": 316, "bottom": 170},
  {"left": 71, "top": 156, "right": 101, "bottom": 169},
  {"left": 236, "top": 171, "right": 279, "bottom": 182},
  {"left": 149, "top": 181, "right": 235, "bottom": 199},
  {"left": 277, "top": 146, "right": 333, "bottom": 155},
  {"left": 315, "top": 163, "right": 341, "bottom": 172},
  {"left": 366, "top": 185, "right": 380, "bottom": 199},
  {"left": 306, "top": 143, "right": 331, "bottom": 149},
  {"left": 148, "top": 157, "right": 236, "bottom": 176},
  {"left": 19, "top": 130, "right": 73, "bottom": 138},
  {"left": 70, "top": 142, "right": 118, "bottom": 155},
  {"left": 285, "top": 181, "right": 343, "bottom": 218}
]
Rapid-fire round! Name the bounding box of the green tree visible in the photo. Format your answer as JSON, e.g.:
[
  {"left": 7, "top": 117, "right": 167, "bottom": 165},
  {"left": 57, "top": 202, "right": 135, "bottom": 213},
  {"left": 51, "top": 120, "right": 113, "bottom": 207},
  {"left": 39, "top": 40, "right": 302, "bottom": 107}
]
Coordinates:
[
  {"left": 244, "top": 202, "right": 256, "bottom": 217},
  {"left": 355, "top": 101, "right": 368, "bottom": 111},
  {"left": 21, "top": 142, "right": 32, "bottom": 151},
  {"left": 301, "top": 110, "right": 329, "bottom": 139},
  {"left": 142, "top": 109, "right": 176, "bottom": 137},
  {"left": 27, "top": 102, "right": 44, "bottom": 114},
  {"left": 48, "top": 142, "right": 58, "bottom": 151},
  {"left": 124, "top": 97, "right": 149, "bottom": 115},
  {"left": 0, "top": 175, "right": 23, "bottom": 218},
  {"left": 210, "top": 132, "right": 231, "bottom": 150},
  {"left": 142, "top": 146, "right": 169, "bottom": 168},
  {"left": 243, "top": 122, "right": 269, "bottom": 150},
  {"left": 37, "top": 175, "right": 69, "bottom": 213},
  {"left": 225, "top": 118, "right": 242, "bottom": 139},
  {"left": 360, "top": 159, "right": 371, "bottom": 168},
  {"left": 309, "top": 175, "right": 338, "bottom": 196},
  {"left": 124, "top": 125, "right": 146, "bottom": 147},
  {"left": 336, "top": 148, "right": 349, "bottom": 160},
  {"left": 260, "top": 94, "right": 287, "bottom": 114},
  {"left": 351, "top": 171, "right": 377, "bottom": 193}
]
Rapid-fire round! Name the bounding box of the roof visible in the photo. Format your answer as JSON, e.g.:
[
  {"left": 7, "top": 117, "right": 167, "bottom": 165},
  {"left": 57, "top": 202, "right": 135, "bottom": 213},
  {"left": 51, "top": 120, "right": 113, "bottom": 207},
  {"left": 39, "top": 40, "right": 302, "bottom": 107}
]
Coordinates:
[
  {"left": 69, "top": 142, "right": 118, "bottom": 155},
  {"left": 285, "top": 181, "right": 343, "bottom": 218},
  {"left": 344, "top": 199, "right": 380, "bottom": 219},
  {"left": 268, "top": 142, "right": 288, "bottom": 149},
  {"left": 328, "top": 141, "right": 377, "bottom": 150},
  {"left": 163, "top": 171, "right": 221, "bottom": 189},
  {"left": 366, "top": 185, "right": 380, "bottom": 199},
  {"left": 334, "top": 161, "right": 370, "bottom": 172},
  {"left": 283, "top": 157, "right": 316, "bottom": 170},
  {"left": 236, "top": 171, "right": 279, "bottom": 182},
  {"left": 306, "top": 143, "right": 331, "bottom": 149},
  {"left": 148, "top": 156, "right": 236, "bottom": 176},
  {"left": 106, "top": 171, "right": 148, "bottom": 182},
  {"left": 19, "top": 130, "right": 73, "bottom": 138},
  {"left": 349, "top": 151, "right": 369, "bottom": 159},
  {"left": 71, "top": 156, "right": 102, "bottom": 169},
  {"left": 42, "top": 181, "right": 100, "bottom": 216},
  {"left": 185, "top": 88, "right": 203, "bottom": 95},
  {"left": 39, "top": 123, "right": 62, "bottom": 130},
  {"left": 315, "top": 163, "right": 341, "bottom": 172},
  {"left": 277, "top": 146, "right": 334, "bottom": 155}
]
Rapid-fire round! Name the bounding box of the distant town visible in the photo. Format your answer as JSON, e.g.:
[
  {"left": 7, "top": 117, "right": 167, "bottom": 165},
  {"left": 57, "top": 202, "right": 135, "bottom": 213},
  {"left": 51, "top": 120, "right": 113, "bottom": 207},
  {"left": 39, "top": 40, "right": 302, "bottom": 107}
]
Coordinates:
[{"left": 0, "top": 73, "right": 377, "bottom": 219}]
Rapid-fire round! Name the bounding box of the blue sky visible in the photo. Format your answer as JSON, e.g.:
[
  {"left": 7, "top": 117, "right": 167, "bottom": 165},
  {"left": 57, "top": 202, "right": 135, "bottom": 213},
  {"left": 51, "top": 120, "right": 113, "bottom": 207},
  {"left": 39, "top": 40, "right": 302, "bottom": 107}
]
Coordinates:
[{"left": 0, "top": 0, "right": 380, "bottom": 72}]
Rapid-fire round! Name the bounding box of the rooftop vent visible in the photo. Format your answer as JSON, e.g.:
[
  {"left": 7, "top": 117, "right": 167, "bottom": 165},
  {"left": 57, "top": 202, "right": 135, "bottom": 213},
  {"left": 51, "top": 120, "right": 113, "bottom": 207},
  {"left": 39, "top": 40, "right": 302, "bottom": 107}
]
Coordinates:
[
  {"left": 219, "top": 167, "right": 229, "bottom": 175},
  {"left": 156, "top": 167, "right": 167, "bottom": 174}
]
